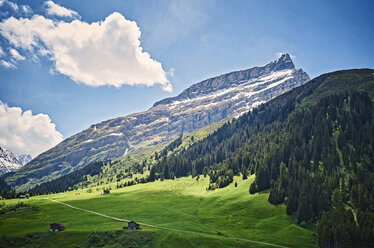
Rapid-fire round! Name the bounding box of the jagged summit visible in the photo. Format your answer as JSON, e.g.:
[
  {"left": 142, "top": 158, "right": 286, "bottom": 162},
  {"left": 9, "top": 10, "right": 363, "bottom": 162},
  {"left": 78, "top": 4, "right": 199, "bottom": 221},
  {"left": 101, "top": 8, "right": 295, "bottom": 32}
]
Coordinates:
[
  {"left": 271, "top": 53, "right": 294, "bottom": 71},
  {"left": 0, "top": 147, "right": 29, "bottom": 175},
  {"left": 153, "top": 53, "right": 295, "bottom": 107},
  {"left": 18, "top": 154, "right": 32, "bottom": 166}
]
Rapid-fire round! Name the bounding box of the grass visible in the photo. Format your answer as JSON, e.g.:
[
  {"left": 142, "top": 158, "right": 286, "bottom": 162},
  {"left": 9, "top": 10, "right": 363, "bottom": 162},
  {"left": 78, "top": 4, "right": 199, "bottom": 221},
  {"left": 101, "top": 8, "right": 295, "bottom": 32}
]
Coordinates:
[
  {"left": 78, "top": 119, "right": 228, "bottom": 189},
  {"left": 0, "top": 175, "right": 316, "bottom": 247},
  {"left": 300, "top": 69, "right": 374, "bottom": 108}
]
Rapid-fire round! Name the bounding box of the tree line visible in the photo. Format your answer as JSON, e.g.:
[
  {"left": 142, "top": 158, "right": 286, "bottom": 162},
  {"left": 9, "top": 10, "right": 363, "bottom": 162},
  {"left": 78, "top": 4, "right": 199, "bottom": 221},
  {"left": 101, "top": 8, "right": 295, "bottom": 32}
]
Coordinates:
[{"left": 145, "top": 90, "right": 374, "bottom": 246}]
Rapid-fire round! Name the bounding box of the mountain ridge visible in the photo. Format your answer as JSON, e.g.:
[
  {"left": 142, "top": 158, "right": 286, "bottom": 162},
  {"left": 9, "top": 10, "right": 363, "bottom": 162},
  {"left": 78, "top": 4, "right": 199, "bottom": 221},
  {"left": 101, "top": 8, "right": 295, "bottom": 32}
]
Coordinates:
[
  {"left": 153, "top": 53, "right": 295, "bottom": 107},
  {"left": 142, "top": 68, "right": 374, "bottom": 247},
  {"left": 7, "top": 54, "right": 310, "bottom": 190},
  {"left": 0, "top": 147, "right": 31, "bottom": 175}
]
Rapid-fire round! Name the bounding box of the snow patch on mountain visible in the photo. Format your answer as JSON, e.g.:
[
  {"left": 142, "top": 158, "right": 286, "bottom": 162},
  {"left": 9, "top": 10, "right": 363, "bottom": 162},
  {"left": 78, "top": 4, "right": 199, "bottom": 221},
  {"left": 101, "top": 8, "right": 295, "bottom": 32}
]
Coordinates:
[
  {"left": 0, "top": 147, "right": 31, "bottom": 175},
  {"left": 18, "top": 154, "right": 32, "bottom": 166}
]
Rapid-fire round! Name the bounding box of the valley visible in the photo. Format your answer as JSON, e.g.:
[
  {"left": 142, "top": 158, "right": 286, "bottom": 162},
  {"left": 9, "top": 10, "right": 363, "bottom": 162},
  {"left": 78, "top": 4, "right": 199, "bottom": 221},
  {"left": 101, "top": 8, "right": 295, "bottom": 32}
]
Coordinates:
[
  {"left": 6, "top": 54, "right": 309, "bottom": 191},
  {"left": 0, "top": 175, "right": 315, "bottom": 247},
  {"left": 1, "top": 1, "right": 373, "bottom": 247},
  {"left": 1, "top": 68, "right": 374, "bottom": 247}
]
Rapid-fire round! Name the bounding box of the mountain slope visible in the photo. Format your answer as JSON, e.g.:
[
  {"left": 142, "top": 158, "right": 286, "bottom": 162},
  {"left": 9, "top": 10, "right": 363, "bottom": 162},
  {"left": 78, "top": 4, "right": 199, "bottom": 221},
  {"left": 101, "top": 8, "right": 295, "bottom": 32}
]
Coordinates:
[
  {"left": 145, "top": 69, "right": 374, "bottom": 181},
  {"left": 18, "top": 154, "right": 32, "bottom": 166},
  {"left": 8, "top": 54, "right": 309, "bottom": 190},
  {"left": 0, "top": 147, "right": 30, "bottom": 175},
  {"left": 145, "top": 68, "right": 374, "bottom": 247}
]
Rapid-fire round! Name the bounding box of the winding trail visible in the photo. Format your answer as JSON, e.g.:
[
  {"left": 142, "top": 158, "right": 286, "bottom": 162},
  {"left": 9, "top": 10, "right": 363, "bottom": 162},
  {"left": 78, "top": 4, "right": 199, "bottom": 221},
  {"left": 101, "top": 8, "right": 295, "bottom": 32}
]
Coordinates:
[{"left": 45, "top": 198, "right": 290, "bottom": 248}]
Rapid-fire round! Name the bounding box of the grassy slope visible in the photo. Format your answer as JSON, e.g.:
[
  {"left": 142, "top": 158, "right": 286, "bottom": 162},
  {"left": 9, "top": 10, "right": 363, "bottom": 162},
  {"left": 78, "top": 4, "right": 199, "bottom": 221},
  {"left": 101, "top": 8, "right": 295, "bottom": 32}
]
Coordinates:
[
  {"left": 0, "top": 175, "right": 315, "bottom": 247},
  {"left": 8, "top": 109, "right": 228, "bottom": 192},
  {"left": 77, "top": 119, "right": 227, "bottom": 189}
]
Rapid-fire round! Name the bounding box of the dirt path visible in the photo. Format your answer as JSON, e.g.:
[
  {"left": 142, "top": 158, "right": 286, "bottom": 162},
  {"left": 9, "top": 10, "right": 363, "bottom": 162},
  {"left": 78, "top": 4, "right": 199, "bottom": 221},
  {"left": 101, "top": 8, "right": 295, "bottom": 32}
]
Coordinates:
[{"left": 45, "top": 198, "right": 290, "bottom": 248}]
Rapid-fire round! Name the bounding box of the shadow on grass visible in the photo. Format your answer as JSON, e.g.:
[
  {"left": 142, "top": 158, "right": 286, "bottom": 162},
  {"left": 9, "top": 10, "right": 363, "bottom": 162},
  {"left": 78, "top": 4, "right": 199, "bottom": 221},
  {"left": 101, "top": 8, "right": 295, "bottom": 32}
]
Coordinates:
[{"left": 0, "top": 230, "right": 153, "bottom": 248}]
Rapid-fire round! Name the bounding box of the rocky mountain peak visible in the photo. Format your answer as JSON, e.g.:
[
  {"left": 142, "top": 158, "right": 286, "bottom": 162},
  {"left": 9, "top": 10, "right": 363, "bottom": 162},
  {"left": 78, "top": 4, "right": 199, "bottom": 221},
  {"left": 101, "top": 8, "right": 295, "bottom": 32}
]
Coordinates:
[
  {"left": 0, "top": 147, "right": 20, "bottom": 164},
  {"left": 153, "top": 53, "right": 296, "bottom": 107},
  {"left": 8, "top": 54, "right": 310, "bottom": 190},
  {"left": 270, "top": 53, "right": 295, "bottom": 71},
  {"left": 19, "top": 154, "right": 32, "bottom": 166},
  {"left": 0, "top": 146, "right": 26, "bottom": 175}
]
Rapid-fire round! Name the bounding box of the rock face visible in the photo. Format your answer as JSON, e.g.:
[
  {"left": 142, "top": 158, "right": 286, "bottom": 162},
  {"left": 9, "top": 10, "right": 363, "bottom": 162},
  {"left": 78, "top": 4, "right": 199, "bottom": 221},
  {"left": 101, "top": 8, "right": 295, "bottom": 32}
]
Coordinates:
[
  {"left": 154, "top": 53, "right": 297, "bottom": 106},
  {"left": 8, "top": 54, "right": 310, "bottom": 190},
  {"left": 0, "top": 147, "right": 31, "bottom": 175},
  {"left": 18, "top": 154, "right": 32, "bottom": 166}
]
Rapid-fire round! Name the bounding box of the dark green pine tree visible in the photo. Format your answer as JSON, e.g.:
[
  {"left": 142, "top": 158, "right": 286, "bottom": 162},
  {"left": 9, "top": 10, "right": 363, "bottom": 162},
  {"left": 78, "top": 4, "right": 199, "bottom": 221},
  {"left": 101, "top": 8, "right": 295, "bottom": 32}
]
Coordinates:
[{"left": 149, "top": 166, "right": 156, "bottom": 182}]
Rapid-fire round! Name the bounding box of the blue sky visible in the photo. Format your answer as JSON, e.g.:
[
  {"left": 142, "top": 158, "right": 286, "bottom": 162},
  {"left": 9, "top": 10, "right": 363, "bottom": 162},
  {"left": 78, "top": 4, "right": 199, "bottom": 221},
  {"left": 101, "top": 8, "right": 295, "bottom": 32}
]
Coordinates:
[{"left": 0, "top": 0, "right": 373, "bottom": 156}]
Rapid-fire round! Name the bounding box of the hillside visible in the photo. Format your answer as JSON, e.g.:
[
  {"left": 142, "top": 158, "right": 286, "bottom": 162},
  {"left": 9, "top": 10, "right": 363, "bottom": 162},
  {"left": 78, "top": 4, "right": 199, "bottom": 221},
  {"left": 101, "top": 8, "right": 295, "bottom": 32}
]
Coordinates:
[
  {"left": 26, "top": 120, "right": 227, "bottom": 195},
  {"left": 1, "top": 69, "right": 373, "bottom": 248},
  {"left": 7, "top": 54, "right": 309, "bottom": 191},
  {"left": 144, "top": 68, "right": 374, "bottom": 247},
  {"left": 0, "top": 175, "right": 315, "bottom": 248}
]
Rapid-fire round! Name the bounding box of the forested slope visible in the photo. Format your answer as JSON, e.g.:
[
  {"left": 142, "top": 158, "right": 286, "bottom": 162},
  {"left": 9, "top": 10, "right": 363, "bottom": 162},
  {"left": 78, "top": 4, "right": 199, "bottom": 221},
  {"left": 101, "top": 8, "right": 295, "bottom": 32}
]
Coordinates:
[
  {"left": 12, "top": 69, "right": 374, "bottom": 247},
  {"left": 149, "top": 69, "right": 374, "bottom": 247}
]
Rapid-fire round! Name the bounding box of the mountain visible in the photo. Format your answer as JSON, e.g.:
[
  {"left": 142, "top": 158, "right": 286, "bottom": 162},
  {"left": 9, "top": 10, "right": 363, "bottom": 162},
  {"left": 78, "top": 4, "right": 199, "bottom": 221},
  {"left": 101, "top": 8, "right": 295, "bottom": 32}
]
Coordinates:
[
  {"left": 4, "top": 68, "right": 372, "bottom": 247},
  {"left": 0, "top": 147, "right": 31, "bottom": 175},
  {"left": 7, "top": 54, "right": 309, "bottom": 190},
  {"left": 18, "top": 154, "right": 32, "bottom": 166},
  {"left": 22, "top": 68, "right": 374, "bottom": 247},
  {"left": 145, "top": 68, "right": 374, "bottom": 246},
  {"left": 148, "top": 68, "right": 374, "bottom": 183}
]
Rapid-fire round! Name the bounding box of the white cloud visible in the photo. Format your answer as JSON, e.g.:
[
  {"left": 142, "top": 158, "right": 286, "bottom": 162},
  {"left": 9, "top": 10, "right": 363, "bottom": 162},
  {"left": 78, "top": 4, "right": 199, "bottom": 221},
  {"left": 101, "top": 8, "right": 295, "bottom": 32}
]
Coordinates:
[
  {"left": 0, "top": 102, "right": 63, "bottom": 157},
  {"left": 0, "top": 59, "right": 16, "bottom": 68},
  {"left": 44, "top": 0, "right": 80, "bottom": 18},
  {"left": 0, "top": 12, "right": 172, "bottom": 92},
  {"left": 167, "top": 68, "right": 175, "bottom": 77},
  {"left": 10, "top": 48, "right": 25, "bottom": 61},
  {"left": 276, "top": 52, "right": 296, "bottom": 59},
  {"left": 7, "top": 0, "right": 18, "bottom": 11},
  {"left": 0, "top": 47, "right": 4, "bottom": 56},
  {"left": 21, "top": 5, "right": 32, "bottom": 14},
  {"left": 0, "top": 1, "right": 31, "bottom": 15},
  {"left": 0, "top": 0, "right": 18, "bottom": 12}
]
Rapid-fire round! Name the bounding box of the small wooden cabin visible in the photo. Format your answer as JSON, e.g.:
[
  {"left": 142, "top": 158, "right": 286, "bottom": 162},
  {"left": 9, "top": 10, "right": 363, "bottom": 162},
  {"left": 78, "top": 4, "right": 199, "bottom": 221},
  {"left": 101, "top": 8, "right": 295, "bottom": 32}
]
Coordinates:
[
  {"left": 50, "top": 222, "right": 65, "bottom": 232},
  {"left": 124, "top": 221, "right": 140, "bottom": 230}
]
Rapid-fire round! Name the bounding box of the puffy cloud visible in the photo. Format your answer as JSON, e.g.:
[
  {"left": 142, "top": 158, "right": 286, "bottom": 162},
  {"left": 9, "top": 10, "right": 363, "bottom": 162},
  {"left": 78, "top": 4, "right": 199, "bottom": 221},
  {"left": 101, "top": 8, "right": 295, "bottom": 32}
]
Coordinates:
[
  {"left": 0, "top": 12, "right": 172, "bottom": 92},
  {"left": 0, "top": 59, "right": 16, "bottom": 68},
  {"left": 44, "top": 1, "right": 80, "bottom": 18},
  {"left": 0, "top": 102, "right": 63, "bottom": 157},
  {"left": 10, "top": 48, "right": 25, "bottom": 61},
  {"left": 0, "top": 47, "right": 4, "bottom": 56}
]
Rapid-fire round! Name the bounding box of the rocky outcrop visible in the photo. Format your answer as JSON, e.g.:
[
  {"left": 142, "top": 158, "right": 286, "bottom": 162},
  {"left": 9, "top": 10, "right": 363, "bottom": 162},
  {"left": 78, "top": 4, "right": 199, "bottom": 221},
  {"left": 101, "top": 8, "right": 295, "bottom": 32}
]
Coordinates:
[
  {"left": 154, "top": 53, "right": 297, "bottom": 106},
  {"left": 8, "top": 54, "right": 309, "bottom": 190},
  {"left": 0, "top": 147, "right": 30, "bottom": 175},
  {"left": 18, "top": 154, "right": 32, "bottom": 166}
]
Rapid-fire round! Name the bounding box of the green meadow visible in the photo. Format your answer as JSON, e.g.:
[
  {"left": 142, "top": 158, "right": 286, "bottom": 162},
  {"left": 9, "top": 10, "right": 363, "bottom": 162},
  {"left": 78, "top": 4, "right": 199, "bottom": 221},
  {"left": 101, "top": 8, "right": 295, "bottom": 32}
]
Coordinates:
[{"left": 0, "top": 175, "right": 316, "bottom": 247}]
